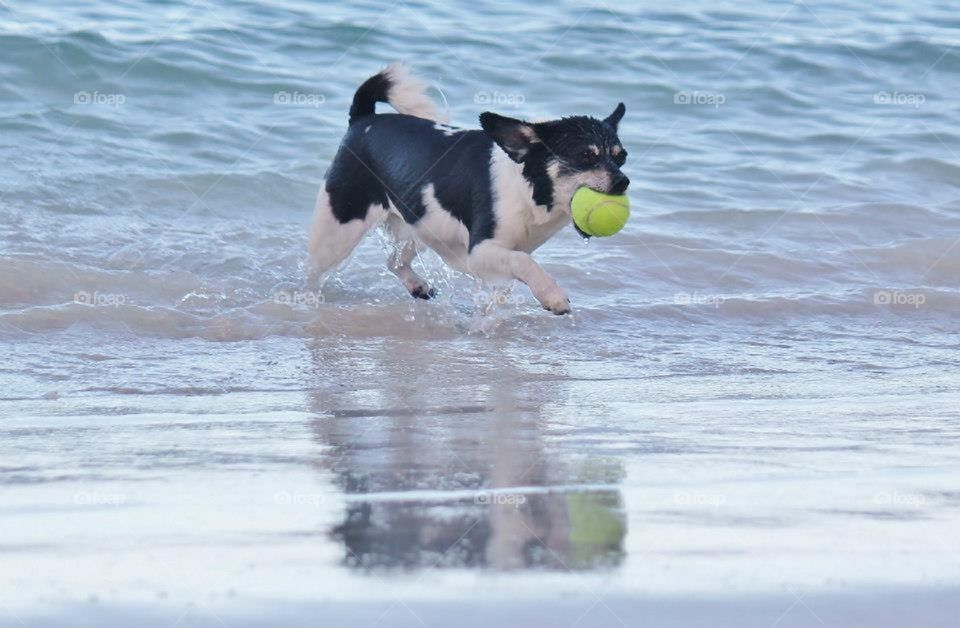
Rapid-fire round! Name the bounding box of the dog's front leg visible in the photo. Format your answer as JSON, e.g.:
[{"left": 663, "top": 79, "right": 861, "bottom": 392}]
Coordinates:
[{"left": 468, "top": 242, "right": 570, "bottom": 315}]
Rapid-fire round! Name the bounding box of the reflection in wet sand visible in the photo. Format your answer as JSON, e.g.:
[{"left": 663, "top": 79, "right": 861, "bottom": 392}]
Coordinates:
[{"left": 307, "top": 339, "right": 626, "bottom": 572}]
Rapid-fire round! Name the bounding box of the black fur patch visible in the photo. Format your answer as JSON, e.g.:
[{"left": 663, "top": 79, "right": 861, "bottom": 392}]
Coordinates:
[
  {"left": 536, "top": 116, "right": 621, "bottom": 167},
  {"left": 477, "top": 107, "right": 630, "bottom": 207},
  {"left": 535, "top": 115, "right": 630, "bottom": 195},
  {"left": 325, "top": 143, "right": 390, "bottom": 223},
  {"left": 522, "top": 150, "right": 554, "bottom": 209},
  {"left": 348, "top": 71, "right": 391, "bottom": 124},
  {"left": 326, "top": 114, "right": 497, "bottom": 250}
]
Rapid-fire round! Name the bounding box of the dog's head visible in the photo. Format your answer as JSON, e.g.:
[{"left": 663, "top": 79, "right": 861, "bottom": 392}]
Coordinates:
[{"left": 480, "top": 103, "right": 629, "bottom": 212}]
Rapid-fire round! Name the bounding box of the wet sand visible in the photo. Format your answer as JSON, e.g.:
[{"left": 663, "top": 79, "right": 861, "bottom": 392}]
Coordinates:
[
  {"left": 3, "top": 335, "right": 959, "bottom": 627},
  {"left": 8, "top": 589, "right": 960, "bottom": 628}
]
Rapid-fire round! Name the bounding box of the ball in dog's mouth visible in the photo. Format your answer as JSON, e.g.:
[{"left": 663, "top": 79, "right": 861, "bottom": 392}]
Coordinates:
[{"left": 571, "top": 187, "right": 630, "bottom": 238}]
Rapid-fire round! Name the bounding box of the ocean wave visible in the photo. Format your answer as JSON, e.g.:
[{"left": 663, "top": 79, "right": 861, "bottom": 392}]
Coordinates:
[
  {"left": 737, "top": 85, "right": 819, "bottom": 109},
  {"left": 854, "top": 238, "right": 960, "bottom": 277},
  {"left": 4, "top": 285, "right": 957, "bottom": 343},
  {"left": 656, "top": 204, "right": 956, "bottom": 233},
  {"left": 601, "top": 288, "right": 960, "bottom": 323},
  {"left": 0, "top": 300, "right": 467, "bottom": 341},
  {"left": 860, "top": 38, "right": 960, "bottom": 70},
  {"left": 0, "top": 31, "right": 117, "bottom": 73},
  {"left": 770, "top": 50, "right": 836, "bottom": 75},
  {"left": 888, "top": 158, "right": 960, "bottom": 187},
  {"left": 0, "top": 30, "right": 318, "bottom": 96}
]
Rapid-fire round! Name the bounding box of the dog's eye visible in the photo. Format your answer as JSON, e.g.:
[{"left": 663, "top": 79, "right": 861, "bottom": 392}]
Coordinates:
[
  {"left": 613, "top": 150, "right": 627, "bottom": 166},
  {"left": 579, "top": 150, "right": 598, "bottom": 163}
]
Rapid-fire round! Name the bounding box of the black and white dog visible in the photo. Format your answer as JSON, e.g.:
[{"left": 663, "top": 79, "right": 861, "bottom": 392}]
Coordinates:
[{"left": 308, "top": 64, "right": 629, "bottom": 315}]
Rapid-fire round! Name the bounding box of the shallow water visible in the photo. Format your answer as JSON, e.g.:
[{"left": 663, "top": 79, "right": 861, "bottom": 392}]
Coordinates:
[{"left": 2, "top": 0, "right": 960, "bottom": 625}]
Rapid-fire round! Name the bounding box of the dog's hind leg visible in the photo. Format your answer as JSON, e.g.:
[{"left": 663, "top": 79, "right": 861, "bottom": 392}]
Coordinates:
[
  {"left": 307, "top": 189, "right": 384, "bottom": 287},
  {"left": 383, "top": 213, "right": 434, "bottom": 299}
]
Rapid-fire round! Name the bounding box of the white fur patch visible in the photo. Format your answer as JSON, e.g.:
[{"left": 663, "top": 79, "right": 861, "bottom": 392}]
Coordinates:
[
  {"left": 382, "top": 62, "right": 450, "bottom": 123},
  {"left": 433, "top": 122, "right": 463, "bottom": 136},
  {"left": 489, "top": 148, "right": 569, "bottom": 252},
  {"left": 547, "top": 161, "right": 611, "bottom": 213},
  {"left": 307, "top": 190, "right": 387, "bottom": 284}
]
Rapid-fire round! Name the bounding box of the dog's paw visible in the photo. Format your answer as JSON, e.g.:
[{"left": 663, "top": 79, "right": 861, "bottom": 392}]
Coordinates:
[
  {"left": 409, "top": 284, "right": 436, "bottom": 300},
  {"left": 539, "top": 287, "right": 571, "bottom": 315}
]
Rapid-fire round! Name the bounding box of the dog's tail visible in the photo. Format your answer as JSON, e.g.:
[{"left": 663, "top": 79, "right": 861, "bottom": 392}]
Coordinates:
[{"left": 348, "top": 63, "right": 448, "bottom": 125}]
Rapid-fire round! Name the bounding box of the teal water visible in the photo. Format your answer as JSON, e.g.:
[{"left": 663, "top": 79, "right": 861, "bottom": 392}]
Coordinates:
[
  {"left": 1, "top": 1, "right": 960, "bottom": 626},
  {"left": 2, "top": 0, "right": 960, "bottom": 334}
]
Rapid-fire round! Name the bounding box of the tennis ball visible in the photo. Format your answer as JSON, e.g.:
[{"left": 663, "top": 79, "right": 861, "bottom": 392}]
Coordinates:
[{"left": 571, "top": 187, "right": 630, "bottom": 237}]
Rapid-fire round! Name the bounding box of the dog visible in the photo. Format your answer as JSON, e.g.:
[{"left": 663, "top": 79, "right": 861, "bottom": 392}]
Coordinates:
[{"left": 308, "top": 63, "right": 629, "bottom": 315}]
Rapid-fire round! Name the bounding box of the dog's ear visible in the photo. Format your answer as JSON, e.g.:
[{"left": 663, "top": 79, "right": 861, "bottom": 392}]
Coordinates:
[
  {"left": 604, "top": 102, "right": 626, "bottom": 132},
  {"left": 479, "top": 112, "right": 540, "bottom": 163}
]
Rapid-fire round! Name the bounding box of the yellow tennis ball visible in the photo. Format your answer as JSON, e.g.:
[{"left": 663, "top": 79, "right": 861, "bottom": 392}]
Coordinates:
[{"left": 571, "top": 187, "right": 630, "bottom": 237}]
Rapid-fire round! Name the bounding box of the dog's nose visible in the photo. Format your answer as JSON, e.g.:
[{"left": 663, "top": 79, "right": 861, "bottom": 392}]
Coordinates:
[{"left": 610, "top": 173, "right": 630, "bottom": 195}]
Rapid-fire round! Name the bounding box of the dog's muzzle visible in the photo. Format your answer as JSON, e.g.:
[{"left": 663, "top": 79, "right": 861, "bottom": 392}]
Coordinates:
[{"left": 609, "top": 173, "right": 630, "bottom": 195}]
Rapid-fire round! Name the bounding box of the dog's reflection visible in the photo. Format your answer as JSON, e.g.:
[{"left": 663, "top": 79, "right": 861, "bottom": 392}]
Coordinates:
[{"left": 307, "top": 338, "right": 626, "bottom": 571}]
